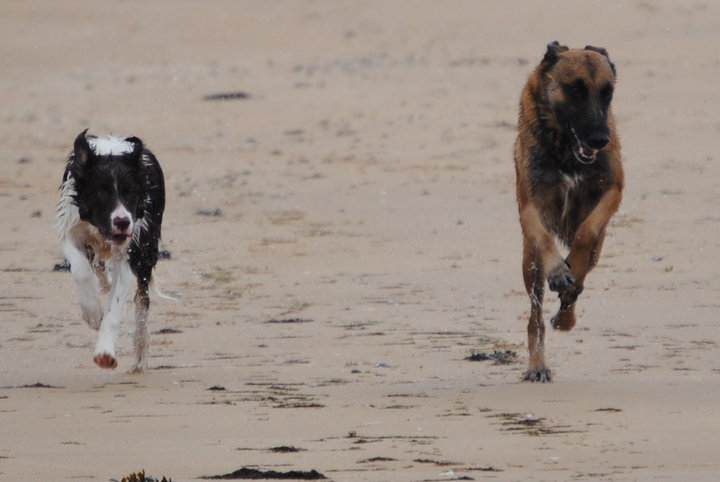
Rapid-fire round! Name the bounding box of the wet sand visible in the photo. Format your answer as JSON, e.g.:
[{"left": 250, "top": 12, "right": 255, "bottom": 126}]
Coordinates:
[{"left": 1, "top": 1, "right": 719, "bottom": 480}]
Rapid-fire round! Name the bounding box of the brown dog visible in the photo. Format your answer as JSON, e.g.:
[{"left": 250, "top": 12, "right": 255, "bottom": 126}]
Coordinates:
[{"left": 514, "top": 42, "right": 624, "bottom": 382}]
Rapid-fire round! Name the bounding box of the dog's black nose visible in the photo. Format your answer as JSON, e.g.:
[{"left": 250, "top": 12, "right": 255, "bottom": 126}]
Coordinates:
[
  {"left": 113, "top": 216, "right": 131, "bottom": 231},
  {"left": 586, "top": 133, "right": 610, "bottom": 150}
]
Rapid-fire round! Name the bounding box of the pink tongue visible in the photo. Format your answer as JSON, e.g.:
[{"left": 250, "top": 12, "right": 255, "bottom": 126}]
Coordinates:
[{"left": 581, "top": 144, "right": 595, "bottom": 156}]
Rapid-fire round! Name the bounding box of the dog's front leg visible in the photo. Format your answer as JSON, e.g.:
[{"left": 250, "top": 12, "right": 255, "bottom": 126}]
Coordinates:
[
  {"left": 518, "top": 202, "right": 570, "bottom": 382},
  {"left": 564, "top": 186, "right": 622, "bottom": 299},
  {"left": 552, "top": 187, "right": 622, "bottom": 330},
  {"left": 93, "top": 254, "right": 134, "bottom": 369},
  {"left": 62, "top": 238, "right": 103, "bottom": 330},
  {"left": 519, "top": 203, "right": 575, "bottom": 291}
]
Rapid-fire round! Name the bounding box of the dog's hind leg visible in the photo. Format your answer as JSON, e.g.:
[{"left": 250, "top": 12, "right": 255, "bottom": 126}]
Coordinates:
[
  {"left": 521, "top": 241, "right": 552, "bottom": 382},
  {"left": 130, "top": 273, "right": 151, "bottom": 374},
  {"left": 128, "top": 246, "right": 156, "bottom": 373}
]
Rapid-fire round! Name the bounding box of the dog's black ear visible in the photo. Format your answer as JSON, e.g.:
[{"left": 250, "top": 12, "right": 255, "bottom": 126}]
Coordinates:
[
  {"left": 125, "top": 136, "right": 146, "bottom": 219},
  {"left": 72, "top": 129, "right": 93, "bottom": 176},
  {"left": 585, "top": 45, "right": 616, "bottom": 76},
  {"left": 125, "top": 136, "right": 145, "bottom": 164},
  {"left": 585, "top": 45, "right": 608, "bottom": 57},
  {"left": 542, "top": 41, "right": 568, "bottom": 67}
]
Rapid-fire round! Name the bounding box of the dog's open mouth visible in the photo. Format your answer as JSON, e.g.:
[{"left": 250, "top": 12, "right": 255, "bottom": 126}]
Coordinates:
[
  {"left": 111, "top": 233, "right": 131, "bottom": 244},
  {"left": 569, "top": 126, "right": 598, "bottom": 164}
]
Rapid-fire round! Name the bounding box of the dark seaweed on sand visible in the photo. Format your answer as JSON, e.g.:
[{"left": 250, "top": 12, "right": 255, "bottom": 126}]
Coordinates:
[
  {"left": 201, "top": 467, "right": 326, "bottom": 480},
  {"left": 465, "top": 350, "right": 517, "bottom": 364}
]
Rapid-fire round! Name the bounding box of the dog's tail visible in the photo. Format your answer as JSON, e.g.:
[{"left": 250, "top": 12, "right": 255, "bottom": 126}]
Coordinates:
[{"left": 151, "top": 276, "right": 180, "bottom": 302}]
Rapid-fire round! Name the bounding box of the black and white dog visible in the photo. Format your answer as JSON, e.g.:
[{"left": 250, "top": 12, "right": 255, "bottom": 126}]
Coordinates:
[{"left": 57, "top": 130, "right": 165, "bottom": 372}]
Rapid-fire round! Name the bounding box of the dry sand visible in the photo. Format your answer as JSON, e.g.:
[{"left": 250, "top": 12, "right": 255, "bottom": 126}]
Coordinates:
[{"left": 1, "top": 1, "right": 719, "bottom": 480}]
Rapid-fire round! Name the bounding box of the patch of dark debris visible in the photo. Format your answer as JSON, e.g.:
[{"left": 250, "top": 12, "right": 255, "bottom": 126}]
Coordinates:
[
  {"left": 200, "top": 382, "right": 324, "bottom": 409},
  {"left": 52, "top": 260, "right": 71, "bottom": 272},
  {"left": 153, "top": 328, "right": 182, "bottom": 335},
  {"left": 275, "top": 402, "right": 325, "bottom": 409},
  {"left": 113, "top": 470, "right": 171, "bottom": 482},
  {"left": 358, "top": 456, "right": 397, "bottom": 463},
  {"left": 269, "top": 445, "right": 305, "bottom": 453},
  {"left": 492, "top": 412, "right": 582, "bottom": 436},
  {"left": 23, "top": 382, "right": 62, "bottom": 389},
  {"left": 203, "top": 91, "right": 250, "bottom": 101},
  {"left": 466, "top": 466, "right": 502, "bottom": 473},
  {"left": 465, "top": 350, "right": 517, "bottom": 365},
  {"left": 197, "top": 208, "right": 223, "bottom": 217},
  {"left": 265, "top": 318, "right": 312, "bottom": 324},
  {"left": 1, "top": 382, "right": 64, "bottom": 389},
  {"left": 235, "top": 446, "right": 305, "bottom": 453},
  {"left": 200, "top": 467, "right": 326, "bottom": 480}
]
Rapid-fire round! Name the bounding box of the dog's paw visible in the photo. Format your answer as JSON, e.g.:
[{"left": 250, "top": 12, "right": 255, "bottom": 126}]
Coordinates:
[
  {"left": 547, "top": 263, "right": 575, "bottom": 292},
  {"left": 558, "top": 282, "right": 584, "bottom": 308},
  {"left": 551, "top": 309, "right": 577, "bottom": 331},
  {"left": 93, "top": 353, "right": 118, "bottom": 369},
  {"left": 128, "top": 362, "right": 147, "bottom": 374},
  {"left": 522, "top": 367, "right": 553, "bottom": 383}
]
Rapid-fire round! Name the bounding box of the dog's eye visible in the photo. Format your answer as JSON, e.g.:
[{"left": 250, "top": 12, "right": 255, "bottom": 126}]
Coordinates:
[
  {"left": 565, "top": 80, "right": 587, "bottom": 99},
  {"left": 119, "top": 186, "right": 140, "bottom": 202},
  {"left": 600, "top": 85, "right": 614, "bottom": 105}
]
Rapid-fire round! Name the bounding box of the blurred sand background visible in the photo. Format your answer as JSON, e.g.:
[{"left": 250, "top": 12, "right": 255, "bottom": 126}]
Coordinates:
[{"left": 1, "top": 1, "right": 719, "bottom": 480}]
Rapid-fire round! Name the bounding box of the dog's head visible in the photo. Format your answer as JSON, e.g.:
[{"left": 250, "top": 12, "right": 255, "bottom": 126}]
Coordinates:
[
  {"left": 70, "top": 130, "right": 146, "bottom": 245},
  {"left": 541, "top": 41, "right": 616, "bottom": 164}
]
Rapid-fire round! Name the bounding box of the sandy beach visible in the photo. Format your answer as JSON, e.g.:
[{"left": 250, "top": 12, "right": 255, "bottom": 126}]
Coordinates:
[{"left": 1, "top": 1, "right": 719, "bottom": 480}]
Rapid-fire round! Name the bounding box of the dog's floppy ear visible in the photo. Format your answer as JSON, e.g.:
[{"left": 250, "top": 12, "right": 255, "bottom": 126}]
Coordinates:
[
  {"left": 542, "top": 41, "right": 568, "bottom": 67},
  {"left": 72, "top": 129, "right": 93, "bottom": 177},
  {"left": 124, "top": 136, "right": 147, "bottom": 219}
]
